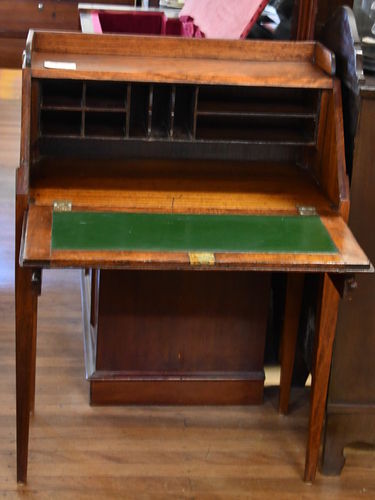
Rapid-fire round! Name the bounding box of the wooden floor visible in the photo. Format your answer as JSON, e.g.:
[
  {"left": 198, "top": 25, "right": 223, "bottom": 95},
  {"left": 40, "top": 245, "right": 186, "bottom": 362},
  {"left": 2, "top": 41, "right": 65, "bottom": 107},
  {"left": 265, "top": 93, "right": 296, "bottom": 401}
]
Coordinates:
[{"left": 1, "top": 70, "right": 375, "bottom": 498}]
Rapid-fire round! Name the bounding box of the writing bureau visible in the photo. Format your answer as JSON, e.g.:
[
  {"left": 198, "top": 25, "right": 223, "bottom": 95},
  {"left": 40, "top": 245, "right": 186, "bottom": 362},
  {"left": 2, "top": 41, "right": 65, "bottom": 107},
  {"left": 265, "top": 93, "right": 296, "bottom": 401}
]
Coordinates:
[{"left": 15, "top": 30, "right": 372, "bottom": 483}]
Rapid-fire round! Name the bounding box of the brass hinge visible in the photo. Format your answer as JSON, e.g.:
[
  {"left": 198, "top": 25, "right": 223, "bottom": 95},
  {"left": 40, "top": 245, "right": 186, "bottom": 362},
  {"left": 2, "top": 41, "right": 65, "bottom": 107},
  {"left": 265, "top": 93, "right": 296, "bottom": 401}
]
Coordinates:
[
  {"left": 53, "top": 200, "right": 72, "bottom": 212},
  {"left": 297, "top": 206, "right": 317, "bottom": 216},
  {"left": 189, "top": 252, "right": 215, "bottom": 266},
  {"left": 31, "top": 269, "right": 42, "bottom": 296}
]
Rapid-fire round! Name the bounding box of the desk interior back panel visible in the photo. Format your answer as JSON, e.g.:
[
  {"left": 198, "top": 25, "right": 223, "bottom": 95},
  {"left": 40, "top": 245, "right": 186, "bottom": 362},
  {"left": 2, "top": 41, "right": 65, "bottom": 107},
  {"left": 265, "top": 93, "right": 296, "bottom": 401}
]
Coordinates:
[
  {"left": 29, "top": 160, "right": 333, "bottom": 214},
  {"left": 95, "top": 270, "right": 270, "bottom": 374}
]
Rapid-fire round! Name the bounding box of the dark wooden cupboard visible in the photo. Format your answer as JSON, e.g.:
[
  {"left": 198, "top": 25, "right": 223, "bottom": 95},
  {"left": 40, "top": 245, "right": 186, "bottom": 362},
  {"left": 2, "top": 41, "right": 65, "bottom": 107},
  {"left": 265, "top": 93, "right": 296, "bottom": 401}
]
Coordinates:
[{"left": 321, "top": 6, "right": 375, "bottom": 475}]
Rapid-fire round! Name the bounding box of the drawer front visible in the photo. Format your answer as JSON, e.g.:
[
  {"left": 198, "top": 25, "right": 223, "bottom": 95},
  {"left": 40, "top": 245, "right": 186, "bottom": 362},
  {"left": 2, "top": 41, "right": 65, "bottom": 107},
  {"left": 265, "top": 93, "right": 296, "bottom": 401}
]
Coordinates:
[
  {"left": 0, "top": 36, "right": 27, "bottom": 68},
  {"left": 0, "top": 0, "right": 79, "bottom": 36}
]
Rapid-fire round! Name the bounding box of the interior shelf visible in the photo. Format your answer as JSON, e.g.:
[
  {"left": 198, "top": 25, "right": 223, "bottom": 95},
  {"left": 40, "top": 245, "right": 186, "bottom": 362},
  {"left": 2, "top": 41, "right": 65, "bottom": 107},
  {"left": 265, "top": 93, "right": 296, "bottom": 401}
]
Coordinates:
[
  {"left": 129, "top": 83, "right": 149, "bottom": 138},
  {"left": 173, "top": 85, "right": 197, "bottom": 139},
  {"left": 40, "top": 109, "right": 82, "bottom": 137},
  {"left": 196, "top": 101, "right": 317, "bottom": 118},
  {"left": 41, "top": 79, "right": 83, "bottom": 108},
  {"left": 151, "top": 84, "right": 172, "bottom": 138},
  {"left": 195, "top": 115, "right": 316, "bottom": 145},
  {"left": 85, "top": 111, "right": 126, "bottom": 138},
  {"left": 197, "top": 86, "right": 319, "bottom": 113},
  {"left": 195, "top": 86, "right": 318, "bottom": 144},
  {"left": 85, "top": 81, "right": 127, "bottom": 110}
]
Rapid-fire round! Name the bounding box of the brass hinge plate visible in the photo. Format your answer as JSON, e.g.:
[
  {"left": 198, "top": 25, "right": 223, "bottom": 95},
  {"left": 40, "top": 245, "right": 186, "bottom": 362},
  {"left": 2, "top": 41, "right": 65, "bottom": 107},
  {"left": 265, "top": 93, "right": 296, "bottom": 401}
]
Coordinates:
[
  {"left": 297, "top": 205, "right": 317, "bottom": 216},
  {"left": 189, "top": 252, "right": 215, "bottom": 266},
  {"left": 53, "top": 200, "right": 72, "bottom": 212}
]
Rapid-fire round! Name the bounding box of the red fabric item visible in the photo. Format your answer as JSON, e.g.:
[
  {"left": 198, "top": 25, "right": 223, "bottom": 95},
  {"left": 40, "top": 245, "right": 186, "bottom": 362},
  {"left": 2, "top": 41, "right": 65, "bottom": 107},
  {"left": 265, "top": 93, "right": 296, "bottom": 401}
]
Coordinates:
[
  {"left": 97, "top": 11, "right": 183, "bottom": 36},
  {"left": 165, "top": 18, "right": 183, "bottom": 36},
  {"left": 99, "top": 12, "right": 165, "bottom": 35},
  {"left": 179, "top": 0, "right": 269, "bottom": 39}
]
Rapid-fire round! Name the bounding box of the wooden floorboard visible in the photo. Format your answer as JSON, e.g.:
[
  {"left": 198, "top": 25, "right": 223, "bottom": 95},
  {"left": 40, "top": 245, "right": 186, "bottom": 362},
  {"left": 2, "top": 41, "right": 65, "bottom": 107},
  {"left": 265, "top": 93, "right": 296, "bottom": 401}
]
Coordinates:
[{"left": 1, "top": 70, "right": 375, "bottom": 498}]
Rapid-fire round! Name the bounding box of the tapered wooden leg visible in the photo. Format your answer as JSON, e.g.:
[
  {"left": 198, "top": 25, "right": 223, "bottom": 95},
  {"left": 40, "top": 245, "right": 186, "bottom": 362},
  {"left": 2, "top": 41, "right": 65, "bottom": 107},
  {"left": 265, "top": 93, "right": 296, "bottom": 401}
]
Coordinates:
[
  {"left": 304, "top": 273, "right": 340, "bottom": 482},
  {"left": 15, "top": 266, "right": 38, "bottom": 483},
  {"left": 279, "top": 273, "right": 305, "bottom": 415},
  {"left": 15, "top": 189, "right": 39, "bottom": 483},
  {"left": 29, "top": 302, "right": 38, "bottom": 413}
]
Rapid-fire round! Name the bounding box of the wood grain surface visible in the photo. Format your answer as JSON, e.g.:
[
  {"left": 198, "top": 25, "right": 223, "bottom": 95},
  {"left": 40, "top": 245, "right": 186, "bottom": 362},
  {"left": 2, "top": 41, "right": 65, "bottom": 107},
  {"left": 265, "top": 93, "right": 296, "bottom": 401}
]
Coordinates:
[
  {"left": 305, "top": 274, "right": 341, "bottom": 482},
  {"left": 31, "top": 55, "right": 334, "bottom": 89},
  {"left": 27, "top": 32, "right": 334, "bottom": 88},
  {"left": 1, "top": 69, "right": 375, "bottom": 497},
  {"left": 279, "top": 273, "right": 305, "bottom": 415},
  {"left": 31, "top": 32, "right": 319, "bottom": 62},
  {"left": 29, "top": 160, "right": 334, "bottom": 213}
]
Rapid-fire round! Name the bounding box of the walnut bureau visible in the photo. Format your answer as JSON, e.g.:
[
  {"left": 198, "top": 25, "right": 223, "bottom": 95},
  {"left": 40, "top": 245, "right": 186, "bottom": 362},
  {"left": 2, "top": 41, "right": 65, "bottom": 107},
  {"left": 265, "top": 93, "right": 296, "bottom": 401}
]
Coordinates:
[{"left": 15, "top": 30, "right": 372, "bottom": 483}]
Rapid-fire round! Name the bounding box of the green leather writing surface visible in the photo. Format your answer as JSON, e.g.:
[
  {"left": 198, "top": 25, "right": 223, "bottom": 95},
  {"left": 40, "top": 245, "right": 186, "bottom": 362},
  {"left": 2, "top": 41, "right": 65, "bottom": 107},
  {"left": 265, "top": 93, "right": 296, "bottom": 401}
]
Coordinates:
[{"left": 51, "top": 212, "right": 338, "bottom": 254}]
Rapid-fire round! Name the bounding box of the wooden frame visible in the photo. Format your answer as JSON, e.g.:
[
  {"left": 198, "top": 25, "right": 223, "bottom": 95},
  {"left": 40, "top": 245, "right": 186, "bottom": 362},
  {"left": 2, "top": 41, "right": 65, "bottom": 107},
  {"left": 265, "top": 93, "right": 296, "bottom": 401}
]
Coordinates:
[
  {"left": 321, "top": 6, "right": 375, "bottom": 475},
  {"left": 294, "top": 0, "right": 318, "bottom": 40},
  {"left": 15, "top": 30, "right": 371, "bottom": 484}
]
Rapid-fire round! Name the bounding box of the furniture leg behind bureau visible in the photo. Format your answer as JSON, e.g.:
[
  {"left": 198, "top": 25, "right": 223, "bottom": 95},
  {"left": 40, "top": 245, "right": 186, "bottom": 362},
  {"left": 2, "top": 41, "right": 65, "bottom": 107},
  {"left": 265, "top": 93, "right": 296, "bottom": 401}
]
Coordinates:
[{"left": 321, "top": 6, "right": 375, "bottom": 475}]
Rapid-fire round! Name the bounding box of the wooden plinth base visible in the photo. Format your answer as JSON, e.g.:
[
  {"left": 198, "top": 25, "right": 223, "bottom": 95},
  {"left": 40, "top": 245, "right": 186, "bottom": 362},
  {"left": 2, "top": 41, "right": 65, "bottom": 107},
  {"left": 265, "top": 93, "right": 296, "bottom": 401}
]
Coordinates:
[{"left": 90, "top": 376, "right": 264, "bottom": 405}]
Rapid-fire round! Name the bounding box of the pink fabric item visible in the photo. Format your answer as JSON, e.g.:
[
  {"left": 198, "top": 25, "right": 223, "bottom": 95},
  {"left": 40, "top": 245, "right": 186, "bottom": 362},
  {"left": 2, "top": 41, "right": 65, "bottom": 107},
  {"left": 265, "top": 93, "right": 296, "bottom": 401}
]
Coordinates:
[
  {"left": 179, "top": 0, "right": 268, "bottom": 39},
  {"left": 180, "top": 19, "right": 196, "bottom": 37},
  {"left": 180, "top": 18, "right": 204, "bottom": 38},
  {"left": 91, "top": 12, "right": 103, "bottom": 34}
]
